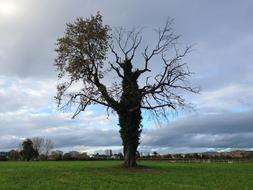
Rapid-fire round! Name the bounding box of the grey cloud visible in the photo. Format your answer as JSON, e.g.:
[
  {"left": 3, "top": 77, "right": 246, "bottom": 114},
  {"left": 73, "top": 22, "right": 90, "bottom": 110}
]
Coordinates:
[
  {"left": 1, "top": 106, "right": 253, "bottom": 152},
  {"left": 0, "top": 110, "right": 119, "bottom": 150},
  {"left": 50, "top": 128, "right": 120, "bottom": 148},
  {"left": 0, "top": 0, "right": 253, "bottom": 153},
  {"left": 0, "top": 0, "right": 252, "bottom": 83},
  {"left": 141, "top": 110, "right": 253, "bottom": 148}
]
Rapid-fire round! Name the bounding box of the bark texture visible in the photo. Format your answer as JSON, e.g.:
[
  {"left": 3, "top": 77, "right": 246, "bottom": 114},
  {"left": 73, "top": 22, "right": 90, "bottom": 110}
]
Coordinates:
[{"left": 118, "top": 59, "right": 142, "bottom": 167}]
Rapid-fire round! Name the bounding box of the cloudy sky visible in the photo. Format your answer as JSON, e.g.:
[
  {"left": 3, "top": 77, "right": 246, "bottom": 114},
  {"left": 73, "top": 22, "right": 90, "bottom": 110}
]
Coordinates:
[{"left": 0, "top": 0, "right": 253, "bottom": 154}]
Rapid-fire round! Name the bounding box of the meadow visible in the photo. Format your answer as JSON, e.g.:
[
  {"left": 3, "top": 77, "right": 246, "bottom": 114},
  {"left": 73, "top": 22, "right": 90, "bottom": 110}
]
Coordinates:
[{"left": 0, "top": 160, "right": 253, "bottom": 190}]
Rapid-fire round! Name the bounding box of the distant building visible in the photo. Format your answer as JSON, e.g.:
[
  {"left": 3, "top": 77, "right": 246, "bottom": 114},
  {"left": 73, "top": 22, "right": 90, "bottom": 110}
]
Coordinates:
[
  {"left": 140, "top": 152, "right": 150, "bottom": 157},
  {"left": 90, "top": 153, "right": 107, "bottom": 160},
  {"left": 105, "top": 149, "right": 112, "bottom": 156},
  {"left": 0, "top": 152, "right": 8, "bottom": 157},
  {"left": 111, "top": 153, "right": 124, "bottom": 160},
  {"left": 51, "top": 150, "right": 63, "bottom": 155},
  {"left": 0, "top": 152, "right": 8, "bottom": 160}
]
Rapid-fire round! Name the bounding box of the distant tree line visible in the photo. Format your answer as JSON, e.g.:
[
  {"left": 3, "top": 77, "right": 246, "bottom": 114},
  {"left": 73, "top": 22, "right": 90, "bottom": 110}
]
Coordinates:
[
  {"left": 139, "top": 151, "right": 253, "bottom": 162},
  {"left": 0, "top": 136, "right": 125, "bottom": 161},
  {"left": 47, "top": 152, "right": 123, "bottom": 161},
  {"left": 1, "top": 138, "right": 253, "bottom": 162},
  {"left": 0, "top": 137, "right": 54, "bottom": 161}
]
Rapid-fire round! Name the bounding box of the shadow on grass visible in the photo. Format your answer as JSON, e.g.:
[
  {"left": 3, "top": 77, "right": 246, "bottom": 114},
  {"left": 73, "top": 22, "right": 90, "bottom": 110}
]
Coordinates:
[{"left": 112, "top": 163, "right": 161, "bottom": 174}]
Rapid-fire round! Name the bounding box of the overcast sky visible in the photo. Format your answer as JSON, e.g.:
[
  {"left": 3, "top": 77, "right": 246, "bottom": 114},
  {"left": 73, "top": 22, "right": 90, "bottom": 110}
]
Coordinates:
[{"left": 0, "top": 0, "right": 253, "bottom": 154}]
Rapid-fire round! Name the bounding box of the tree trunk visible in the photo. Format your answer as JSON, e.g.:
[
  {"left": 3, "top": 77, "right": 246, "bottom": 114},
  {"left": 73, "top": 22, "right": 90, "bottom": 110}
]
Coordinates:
[
  {"left": 118, "top": 108, "right": 142, "bottom": 168},
  {"left": 117, "top": 59, "right": 142, "bottom": 168},
  {"left": 124, "top": 144, "right": 137, "bottom": 167}
]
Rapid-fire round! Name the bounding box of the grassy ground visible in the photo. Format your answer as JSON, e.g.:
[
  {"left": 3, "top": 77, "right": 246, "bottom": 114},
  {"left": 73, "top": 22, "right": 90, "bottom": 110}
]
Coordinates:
[{"left": 0, "top": 160, "right": 253, "bottom": 190}]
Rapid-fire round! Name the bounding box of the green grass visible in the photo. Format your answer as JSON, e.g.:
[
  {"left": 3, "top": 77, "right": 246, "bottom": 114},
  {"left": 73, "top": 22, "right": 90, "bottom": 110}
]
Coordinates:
[{"left": 0, "top": 161, "right": 253, "bottom": 190}]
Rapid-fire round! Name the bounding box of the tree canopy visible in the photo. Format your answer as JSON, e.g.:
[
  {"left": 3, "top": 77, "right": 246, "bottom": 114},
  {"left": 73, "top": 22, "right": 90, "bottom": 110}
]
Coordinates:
[{"left": 20, "top": 139, "right": 38, "bottom": 161}]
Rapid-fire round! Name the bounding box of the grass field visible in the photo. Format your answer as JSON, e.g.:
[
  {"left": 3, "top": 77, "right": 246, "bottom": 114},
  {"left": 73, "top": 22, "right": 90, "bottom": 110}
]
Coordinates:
[{"left": 0, "top": 161, "right": 253, "bottom": 190}]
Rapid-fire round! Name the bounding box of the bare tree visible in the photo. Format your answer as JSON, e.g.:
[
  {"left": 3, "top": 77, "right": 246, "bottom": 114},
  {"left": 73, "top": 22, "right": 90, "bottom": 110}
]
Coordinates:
[
  {"left": 44, "top": 138, "right": 54, "bottom": 157},
  {"left": 32, "top": 137, "right": 45, "bottom": 155},
  {"left": 31, "top": 137, "right": 54, "bottom": 158},
  {"left": 55, "top": 13, "right": 199, "bottom": 168}
]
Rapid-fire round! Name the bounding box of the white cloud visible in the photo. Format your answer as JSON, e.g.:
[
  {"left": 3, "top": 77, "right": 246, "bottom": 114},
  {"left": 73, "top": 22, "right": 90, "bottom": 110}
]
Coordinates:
[
  {"left": 194, "top": 84, "right": 253, "bottom": 113},
  {"left": 0, "top": 0, "right": 253, "bottom": 153},
  {"left": 0, "top": 83, "right": 54, "bottom": 114}
]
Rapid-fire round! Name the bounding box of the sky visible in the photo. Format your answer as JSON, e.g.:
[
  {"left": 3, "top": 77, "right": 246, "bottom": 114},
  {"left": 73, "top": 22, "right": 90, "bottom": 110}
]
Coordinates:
[{"left": 0, "top": 0, "right": 253, "bottom": 154}]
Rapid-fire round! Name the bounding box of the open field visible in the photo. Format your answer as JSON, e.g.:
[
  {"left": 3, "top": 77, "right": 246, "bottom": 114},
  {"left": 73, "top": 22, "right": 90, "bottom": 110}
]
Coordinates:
[{"left": 0, "top": 161, "right": 253, "bottom": 190}]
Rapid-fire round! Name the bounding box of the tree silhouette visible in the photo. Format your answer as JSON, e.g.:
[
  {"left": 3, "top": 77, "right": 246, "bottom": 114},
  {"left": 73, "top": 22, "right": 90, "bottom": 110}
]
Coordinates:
[
  {"left": 55, "top": 13, "right": 199, "bottom": 167},
  {"left": 20, "top": 139, "right": 38, "bottom": 161}
]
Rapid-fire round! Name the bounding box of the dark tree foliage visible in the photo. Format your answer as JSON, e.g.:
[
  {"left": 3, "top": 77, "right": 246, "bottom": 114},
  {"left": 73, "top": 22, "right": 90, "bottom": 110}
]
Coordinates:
[
  {"left": 8, "top": 150, "right": 21, "bottom": 161},
  {"left": 20, "top": 139, "right": 38, "bottom": 161},
  {"left": 55, "top": 13, "right": 199, "bottom": 167}
]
